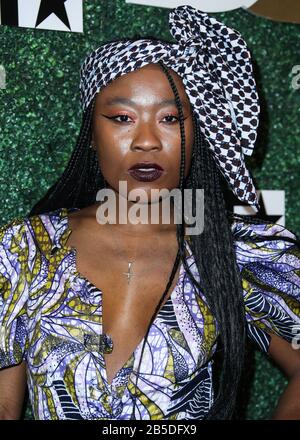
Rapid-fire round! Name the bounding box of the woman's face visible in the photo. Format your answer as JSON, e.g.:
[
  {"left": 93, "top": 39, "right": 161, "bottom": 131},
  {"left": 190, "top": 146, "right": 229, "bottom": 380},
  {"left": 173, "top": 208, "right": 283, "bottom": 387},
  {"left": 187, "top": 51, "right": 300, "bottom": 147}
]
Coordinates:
[{"left": 91, "top": 63, "right": 194, "bottom": 202}]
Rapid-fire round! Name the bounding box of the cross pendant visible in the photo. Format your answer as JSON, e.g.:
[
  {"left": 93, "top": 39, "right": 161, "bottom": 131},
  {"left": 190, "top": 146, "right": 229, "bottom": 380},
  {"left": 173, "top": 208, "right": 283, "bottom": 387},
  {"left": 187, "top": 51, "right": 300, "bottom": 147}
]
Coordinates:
[{"left": 123, "top": 261, "right": 135, "bottom": 284}]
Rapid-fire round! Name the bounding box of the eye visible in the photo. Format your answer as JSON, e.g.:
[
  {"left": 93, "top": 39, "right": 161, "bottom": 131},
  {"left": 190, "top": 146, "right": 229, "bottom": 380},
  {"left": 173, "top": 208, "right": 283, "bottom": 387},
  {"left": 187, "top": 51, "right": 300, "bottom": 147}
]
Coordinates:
[
  {"left": 162, "top": 114, "right": 179, "bottom": 124},
  {"left": 106, "top": 114, "right": 133, "bottom": 123}
]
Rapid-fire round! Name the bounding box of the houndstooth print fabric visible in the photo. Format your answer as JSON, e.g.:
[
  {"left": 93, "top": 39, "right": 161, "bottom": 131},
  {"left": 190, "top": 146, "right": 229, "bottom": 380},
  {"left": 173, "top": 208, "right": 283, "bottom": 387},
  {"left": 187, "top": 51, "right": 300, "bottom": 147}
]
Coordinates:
[{"left": 80, "top": 5, "right": 261, "bottom": 209}]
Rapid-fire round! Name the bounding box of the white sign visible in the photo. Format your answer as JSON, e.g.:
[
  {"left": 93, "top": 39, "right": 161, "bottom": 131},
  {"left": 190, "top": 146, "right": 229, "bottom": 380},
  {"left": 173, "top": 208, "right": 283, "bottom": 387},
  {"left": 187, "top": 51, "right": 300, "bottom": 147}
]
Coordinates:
[
  {"left": 0, "top": 0, "right": 83, "bottom": 33},
  {"left": 234, "top": 190, "right": 285, "bottom": 226},
  {"left": 125, "top": 0, "right": 258, "bottom": 12}
]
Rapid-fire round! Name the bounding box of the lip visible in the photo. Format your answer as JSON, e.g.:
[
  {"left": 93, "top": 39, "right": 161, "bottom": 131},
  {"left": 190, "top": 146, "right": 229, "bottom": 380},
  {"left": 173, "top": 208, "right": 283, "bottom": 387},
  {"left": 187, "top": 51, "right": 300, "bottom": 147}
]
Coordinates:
[
  {"left": 128, "top": 168, "right": 164, "bottom": 182},
  {"left": 128, "top": 162, "right": 164, "bottom": 171}
]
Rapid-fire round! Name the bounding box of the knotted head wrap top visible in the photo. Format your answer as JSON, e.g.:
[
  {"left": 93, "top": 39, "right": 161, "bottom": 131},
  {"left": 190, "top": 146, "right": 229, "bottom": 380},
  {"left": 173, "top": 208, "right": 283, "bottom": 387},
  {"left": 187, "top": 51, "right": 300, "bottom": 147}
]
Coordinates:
[{"left": 80, "top": 5, "right": 261, "bottom": 210}]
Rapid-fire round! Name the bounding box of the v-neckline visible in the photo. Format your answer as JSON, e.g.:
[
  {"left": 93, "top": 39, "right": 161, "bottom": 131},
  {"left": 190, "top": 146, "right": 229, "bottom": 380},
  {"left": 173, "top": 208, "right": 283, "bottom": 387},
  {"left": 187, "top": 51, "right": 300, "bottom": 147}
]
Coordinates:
[{"left": 55, "top": 206, "right": 191, "bottom": 389}]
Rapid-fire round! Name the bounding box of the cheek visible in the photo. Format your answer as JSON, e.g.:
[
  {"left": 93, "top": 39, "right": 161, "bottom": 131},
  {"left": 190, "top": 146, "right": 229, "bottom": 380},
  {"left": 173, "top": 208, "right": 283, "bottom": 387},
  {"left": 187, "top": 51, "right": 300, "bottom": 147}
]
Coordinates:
[
  {"left": 93, "top": 128, "right": 124, "bottom": 181},
  {"left": 94, "top": 123, "right": 122, "bottom": 150},
  {"left": 94, "top": 123, "right": 128, "bottom": 164}
]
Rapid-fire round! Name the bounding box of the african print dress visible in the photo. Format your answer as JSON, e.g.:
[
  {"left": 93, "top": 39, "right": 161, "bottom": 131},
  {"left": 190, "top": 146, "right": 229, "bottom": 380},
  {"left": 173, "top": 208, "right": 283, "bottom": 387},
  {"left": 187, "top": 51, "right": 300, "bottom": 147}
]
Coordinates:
[{"left": 0, "top": 207, "right": 299, "bottom": 419}]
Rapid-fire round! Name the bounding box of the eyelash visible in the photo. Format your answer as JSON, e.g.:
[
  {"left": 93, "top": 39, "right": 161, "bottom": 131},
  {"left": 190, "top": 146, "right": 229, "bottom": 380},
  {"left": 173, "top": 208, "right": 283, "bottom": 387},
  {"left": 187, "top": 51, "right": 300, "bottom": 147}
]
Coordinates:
[{"left": 107, "top": 114, "right": 180, "bottom": 124}]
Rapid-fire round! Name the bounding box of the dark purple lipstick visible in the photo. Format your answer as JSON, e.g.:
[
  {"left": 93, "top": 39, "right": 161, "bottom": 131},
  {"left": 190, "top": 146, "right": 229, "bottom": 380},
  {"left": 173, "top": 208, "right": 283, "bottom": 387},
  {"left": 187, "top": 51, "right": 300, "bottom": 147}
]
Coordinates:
[{"left": 127, "top": 162, "right": 165, "bottom": 182}]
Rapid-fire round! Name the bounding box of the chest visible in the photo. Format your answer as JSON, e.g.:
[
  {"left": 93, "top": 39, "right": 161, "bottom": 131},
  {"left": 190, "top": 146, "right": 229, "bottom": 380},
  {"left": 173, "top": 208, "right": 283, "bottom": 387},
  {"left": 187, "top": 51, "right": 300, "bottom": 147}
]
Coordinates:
[
  {"left": 63, "top": 226, "right": 184, "bottom": 384},
  {"left": 26, "top": 233, "right": 218, "bottom": 394},
  {"left": 68, "top": 226, "right": 182, "bottom": 322}
]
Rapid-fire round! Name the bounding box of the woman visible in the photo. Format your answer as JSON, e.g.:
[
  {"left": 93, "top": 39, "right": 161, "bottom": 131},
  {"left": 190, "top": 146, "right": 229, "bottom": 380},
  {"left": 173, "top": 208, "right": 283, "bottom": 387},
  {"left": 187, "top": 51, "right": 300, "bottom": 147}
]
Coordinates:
[{"left": 0, "top": 5, "right": 300, "bottom": 420}]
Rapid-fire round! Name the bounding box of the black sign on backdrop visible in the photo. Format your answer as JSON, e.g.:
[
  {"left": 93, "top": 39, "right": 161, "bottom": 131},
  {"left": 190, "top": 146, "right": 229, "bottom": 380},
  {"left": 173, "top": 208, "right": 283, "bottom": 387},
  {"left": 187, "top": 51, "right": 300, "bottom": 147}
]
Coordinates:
[
  {"left": 36, "top": 0, "right": 71, "bottom": 30},
  {"left": 0, "top": 0, "right": 19, "bottom": 26},
  {"left": 0, "top": 0, "right": 82, "bottom": 32}
]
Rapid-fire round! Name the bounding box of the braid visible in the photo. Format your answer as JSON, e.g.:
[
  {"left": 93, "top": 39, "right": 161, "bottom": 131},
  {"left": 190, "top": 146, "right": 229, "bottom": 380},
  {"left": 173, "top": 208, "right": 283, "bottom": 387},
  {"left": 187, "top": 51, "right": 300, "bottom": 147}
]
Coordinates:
[
  {"left": 158, "top": 61, "right": 187, "bottom": 256},
  {"left": 183, "top": 111, "right": 248, "bottom": 419}
]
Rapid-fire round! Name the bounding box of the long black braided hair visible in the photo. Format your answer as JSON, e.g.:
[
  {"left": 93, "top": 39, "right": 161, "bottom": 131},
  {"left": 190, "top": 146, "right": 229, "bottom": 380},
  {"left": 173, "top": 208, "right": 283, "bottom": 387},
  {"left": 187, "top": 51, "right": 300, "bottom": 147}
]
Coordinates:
[{"left": 28, "top": 61, "right": 300, "bottom": 420}]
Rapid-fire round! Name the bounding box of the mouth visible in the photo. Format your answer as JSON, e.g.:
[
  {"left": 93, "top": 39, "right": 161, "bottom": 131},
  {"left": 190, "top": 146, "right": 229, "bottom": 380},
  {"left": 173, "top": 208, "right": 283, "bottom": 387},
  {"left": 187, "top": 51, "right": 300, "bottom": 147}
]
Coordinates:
[{"left": 127, "top": 162, "right": 165, "bottom": 182}]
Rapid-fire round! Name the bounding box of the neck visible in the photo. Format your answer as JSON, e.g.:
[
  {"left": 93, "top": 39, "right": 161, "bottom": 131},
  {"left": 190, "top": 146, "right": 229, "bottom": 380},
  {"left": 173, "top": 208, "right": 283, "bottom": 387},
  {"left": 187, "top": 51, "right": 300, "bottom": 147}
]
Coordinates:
[{"left": 94, "top": 190, "right": 182, "bottom": 237}]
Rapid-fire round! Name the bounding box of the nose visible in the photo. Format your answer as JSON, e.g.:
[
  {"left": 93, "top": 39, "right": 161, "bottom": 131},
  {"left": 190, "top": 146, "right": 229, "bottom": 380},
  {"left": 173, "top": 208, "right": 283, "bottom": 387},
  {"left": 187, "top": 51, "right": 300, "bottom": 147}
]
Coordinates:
[{"left": 130, "top": 119, "right": 162, "bottom": 152}]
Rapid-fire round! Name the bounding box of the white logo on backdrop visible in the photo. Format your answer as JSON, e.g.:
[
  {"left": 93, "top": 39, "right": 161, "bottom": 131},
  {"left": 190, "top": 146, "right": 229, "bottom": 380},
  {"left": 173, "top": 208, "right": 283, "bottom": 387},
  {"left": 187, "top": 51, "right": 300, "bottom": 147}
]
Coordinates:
[
  {"left": 291, "top": 65, "right": 300, "bottom": 91},
  {"left": 125, "top": 0, "right": 300, "bottom": 23},
  {"left": 0, "top": 65, "right": 6, "bottom": 89},
  {"left": 125, "top": 0, "right": 258, "bottom": 12},
  {"left": 234, "top": 190, "right": 285, "bottom": 226}
]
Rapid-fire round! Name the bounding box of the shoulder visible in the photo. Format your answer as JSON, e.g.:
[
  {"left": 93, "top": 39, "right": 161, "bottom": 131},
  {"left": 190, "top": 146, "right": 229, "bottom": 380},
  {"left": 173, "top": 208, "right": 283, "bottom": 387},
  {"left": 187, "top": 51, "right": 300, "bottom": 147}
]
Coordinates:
[
  {"left": 0, "top": 216, "right": 29, "bottom": 289},
  {"left": 229, "top": 214, "right": 300, "bottom": 292},
  {"left": 0, "top": 207, "right": 68, "bottom": 258},
  {"left": 0, "top": 215, "right": 28, "bottom": 254},
  {"left": 230, "top": 214, "right": 299, "bottom": 243},
  {"left": 228, "top": 214, "right": 300, "bottom": 353},
  {"left": 229, "top": 214, "right": 300, "bottom": 263}
]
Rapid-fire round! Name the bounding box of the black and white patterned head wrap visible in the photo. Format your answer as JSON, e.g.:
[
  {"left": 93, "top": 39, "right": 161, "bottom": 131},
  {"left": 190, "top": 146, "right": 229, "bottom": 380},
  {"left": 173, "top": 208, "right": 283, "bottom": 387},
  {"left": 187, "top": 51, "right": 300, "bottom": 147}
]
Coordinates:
[{"left": 80, "top": 5, "right": 260, "bottom": 210}]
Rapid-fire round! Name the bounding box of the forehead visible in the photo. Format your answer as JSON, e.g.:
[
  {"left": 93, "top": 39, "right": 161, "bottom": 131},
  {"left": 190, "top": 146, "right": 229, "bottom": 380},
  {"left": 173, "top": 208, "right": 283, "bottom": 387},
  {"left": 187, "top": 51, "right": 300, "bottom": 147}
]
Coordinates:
[{"left": 95, "top": 63, "right": 190, "bottom": 104}]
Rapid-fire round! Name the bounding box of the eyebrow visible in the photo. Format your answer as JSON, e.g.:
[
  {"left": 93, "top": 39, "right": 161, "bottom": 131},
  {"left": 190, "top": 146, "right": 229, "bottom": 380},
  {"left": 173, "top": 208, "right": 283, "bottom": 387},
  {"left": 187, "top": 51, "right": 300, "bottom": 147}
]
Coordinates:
[{"left": 104, "top": 97, "right": 190, "bottom": 109}]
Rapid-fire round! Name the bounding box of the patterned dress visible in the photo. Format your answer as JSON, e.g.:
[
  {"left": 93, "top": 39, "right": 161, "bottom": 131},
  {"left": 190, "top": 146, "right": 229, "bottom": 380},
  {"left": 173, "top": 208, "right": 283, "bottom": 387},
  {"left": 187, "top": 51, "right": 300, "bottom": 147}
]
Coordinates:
[{"left": 0, "top": 206, "right": 299, "bottom": 420}]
